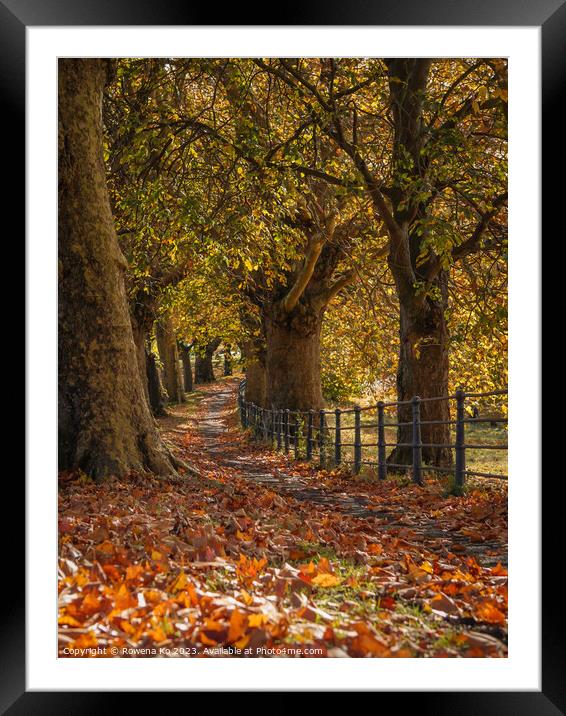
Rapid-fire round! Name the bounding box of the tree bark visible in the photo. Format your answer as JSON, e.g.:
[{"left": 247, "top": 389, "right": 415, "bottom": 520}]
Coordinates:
[
  {"left": 223, "top": 345, "right": 233, "bottom": 376},
  {"left": 388, "top": 279, "right": 452, "bottom": 466},
  {"left": 129, "top": 289, "right": 157, "bottom": 406},
  {"left": 260, "top": 234, "right": 350, "bottom": 412},
  {"left": 194, "top": 339, "right": 221, "bottom": 383},
  {"left": 241, "top": 341, "right": 267, "bottom": 407},
  {"left": 178, "top": 343, "right": 193, "bottom": 393},
  {"left": 264, "top": 304, "right": 324, "bottom": 411},
  {"left": 131, "top": 314, "right": 150, "bottom": 403},
  {"left": 155, "top": 314, "right": 185, "bottom": 403},
  {"left": 58, "top": 58, "right": 176, "bottom": 480},
  {"left": 146, "top": 347, "right": 167, "bottom": 416},
  {"left": 385, "top": 60, "right": 452, "bottom": 467}
]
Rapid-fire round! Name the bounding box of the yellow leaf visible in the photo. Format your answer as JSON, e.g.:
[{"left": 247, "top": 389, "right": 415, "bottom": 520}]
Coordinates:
[
  {"left": 240, "top": 590, "right": 254, "bottom": 605},
  {"left": 171, "top": 572, "right": 188, "bottom": 593},
  {"left": 312, "top": 573, "right": 342, "bottom": 588},
  {"left": 59, "top": 614, "right": 81, "bottom": 627},
  {"left": 248, "top": 613, "right": 268, "bottom": 628}
]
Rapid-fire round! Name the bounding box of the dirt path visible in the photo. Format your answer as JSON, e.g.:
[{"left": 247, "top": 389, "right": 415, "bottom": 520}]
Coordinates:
[{"left": 192, "top": 378, "right": 507, "bottom": 567}]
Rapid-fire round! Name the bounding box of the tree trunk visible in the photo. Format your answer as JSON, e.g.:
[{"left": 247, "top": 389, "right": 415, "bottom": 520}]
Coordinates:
[
  {"left": 129, "top": 290, "right": 158, "bottom": 407},
  {"left": 132, "top": 314, "right": 167, "bottom": 417},
  {"left": 383, "top": 61, "right": 451, "bottom": 469},
  {"left": 223, "top": 345, "right": 233, "bottom": 376},
  {"left": 264, "top": 307, "right": 324, "bottom": 411},
  {"left": 131, "top": 316, "right": 150, "bottom": 403},
  {"left": 242, "top": 341, "right": 267, "bottom": 407},
  {"left": 58, "top": 58, "right": 176, "bottom": 480},
  {"left": 389, "top": 286, "right": 452, "bottom": 467},
  {"left": 194, "top": 339, "right": 220, "bottom": 383},
  {"left": 146, "top": 348, "right": 167, "bottom": 416},
  {"left": 156, "top": 314, "right": 185, "bottom": 403},
  {"left": 179, "top": 344, "right": 193, "bottom": 393}
]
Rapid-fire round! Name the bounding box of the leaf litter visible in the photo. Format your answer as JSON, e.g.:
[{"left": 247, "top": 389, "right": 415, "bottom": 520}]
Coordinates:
[{"left": 58, "top": 380, "right": 508, "bottom": 658}]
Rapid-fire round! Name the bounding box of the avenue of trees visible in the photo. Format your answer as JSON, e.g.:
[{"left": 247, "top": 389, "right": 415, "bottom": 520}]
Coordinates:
[{"left": 58, "top": 57, "right": 507, "bottom": 480}]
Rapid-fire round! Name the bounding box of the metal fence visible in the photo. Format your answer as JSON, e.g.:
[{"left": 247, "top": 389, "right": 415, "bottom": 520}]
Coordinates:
[{"left": 237, "top": 379, "right": 508, "bottom": 488}]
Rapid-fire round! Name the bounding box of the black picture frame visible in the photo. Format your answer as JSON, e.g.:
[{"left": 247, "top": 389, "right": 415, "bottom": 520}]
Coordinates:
[{"left": 11, "top": 0, "right": 553, "bottom": 709}]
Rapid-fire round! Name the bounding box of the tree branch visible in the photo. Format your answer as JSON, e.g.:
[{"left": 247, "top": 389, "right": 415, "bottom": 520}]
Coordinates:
[
  {"left": 324, "top": 269, "right": 357, "bottom": 304},
  {"left": 451, "top": 192, "right": 508, "bottom": 262},
  {"left": 424, "top": 192, "right": 508, "bottom": 282},
  {"left": 281, "top": 236, "right": 325, "bottom": 313}
]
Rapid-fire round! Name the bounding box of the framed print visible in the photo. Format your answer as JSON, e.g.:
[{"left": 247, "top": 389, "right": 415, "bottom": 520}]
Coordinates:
[{"left": 11, "top": 0, "right": 555, "bottom": 709}]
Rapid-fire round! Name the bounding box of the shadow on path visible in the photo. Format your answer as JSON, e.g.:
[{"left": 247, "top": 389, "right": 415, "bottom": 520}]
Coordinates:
[{"left": 193, "top": 378, "right": 507, "bottom": 567}]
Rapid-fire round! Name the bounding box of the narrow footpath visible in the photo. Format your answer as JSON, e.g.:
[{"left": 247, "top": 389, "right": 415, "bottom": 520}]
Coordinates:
[{"left": 189, "top": 377, "right": 507, "bottom": 568}]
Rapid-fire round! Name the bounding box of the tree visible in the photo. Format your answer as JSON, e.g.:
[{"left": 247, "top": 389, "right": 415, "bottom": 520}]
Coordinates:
[
  {"left": 101, "top": 57, "right": 507, "bottom": 460},
  {"left": 213, "top": 61, "right": 361, "bottom": 410},
  {"left": 146, "top": 346, "right": 167, "bottom": 416},
  {"left": 194, "top": 338, "right": 221, "bottom": 383},
  {"left": 253, "top": 58, "right": 507, "bottom": 464},
  {"left": 223, "top": 345, "right": 233, "bottom": 376},
  {"left": 155, "top": 311, "right": 185, "bottom": 403},
  {"left": 58, "top": 59, "right": 176, "bottom": 480},
  {"left": 178, "top": 341, "right": 194, "bottom": 393}
]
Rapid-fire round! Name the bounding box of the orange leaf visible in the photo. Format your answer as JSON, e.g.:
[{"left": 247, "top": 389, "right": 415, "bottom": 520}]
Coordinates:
[
  {"left": 114, "top": 583, "right": 137, "bottom": 610},
  {"left": 351, "top": 633, "right": 390, "bottom": 657},
  {"left": 125, "top": 564, "right": 144, "bottom": 582},
  {"left": 475, "top": 599, "right": 506, "bottom": 624},
  {"left": 59, "top": 614, "right": 81, "bottom": 627},
  {"left": 227, "top": 609, "right": 248, "bottom": 642},
  {"left": 368, "top": 543, "right": 383, "bottom": 555}
]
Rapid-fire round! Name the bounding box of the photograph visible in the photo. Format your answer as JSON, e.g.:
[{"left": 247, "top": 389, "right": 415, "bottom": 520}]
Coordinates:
[
  {"left": 57, "top": 56, "right": 510, "bottom": 660},
  {"left": 12, "top": 3, "right": 552, "bottom": 701}
]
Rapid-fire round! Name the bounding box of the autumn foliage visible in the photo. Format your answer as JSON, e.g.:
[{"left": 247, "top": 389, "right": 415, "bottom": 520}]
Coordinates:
[{"left": 59, "top": 379, "right": 507, "bottom": 658}]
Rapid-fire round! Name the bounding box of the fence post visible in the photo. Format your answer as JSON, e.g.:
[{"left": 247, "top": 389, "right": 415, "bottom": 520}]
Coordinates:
[
  {"left": 284, "top": 409, "right": 290, "bottom": 454},
  {"left": 411, "top": 396, "right": 423, "bottom": 485},
  {"left": 377, "top": 401, "right": 387, "bottom": 481},
  {"left": 276, "top": 410, "right": 282, "bottom": 450},
  {"left": 334, "top": 409, "right": 342, "bottom": 467},
  {"left": 262, "top": 408, "right": 268, "bottom": 441},
  {"left": 319, "top": 410, "right": 325, "bottom": 468},
  {"left": 455, "top": 388, "right": 466, "bottom": 490},
  {"left": 354, "top": 405, "right": 362, "bottom": 474},
  {"left": 306, "top": 410, "right": 314, "bottom": 460},
  {"left": 294, "top": 412, "right": 299, "bottom": 460}
]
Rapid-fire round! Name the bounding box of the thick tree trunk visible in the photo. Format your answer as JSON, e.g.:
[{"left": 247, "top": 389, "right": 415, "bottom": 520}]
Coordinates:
[
  {"left": 58, "top": 58, "right": 176, "bottom": 480},
  {"left": 264, "top": 307, "right": 324, "bottom": 411},
  {"left": 382, "top": 60, "right": 452, "bottom": 469},
  {"left": 146, "top": 348, "right": 167, "bottom": 416},
  {"left": 389, "top": 289, "right": 452, "bottom": 467},
  {"left": 194, "top": 339, "right": 220, "bottom": 383},
  {"left": 242, "top": 342, "right": 267, "bottom": 407},
  {"left": 156, "top": 314, "right": 185, "bottom": 404},
  {"left": 178, "top": 344, "right": 193, "bottom": 393}
]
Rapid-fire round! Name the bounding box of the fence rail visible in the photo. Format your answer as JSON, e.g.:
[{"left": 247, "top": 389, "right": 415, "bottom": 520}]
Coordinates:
[{"left": 237, "top": 380, "right": 508, "bottom": 488}]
